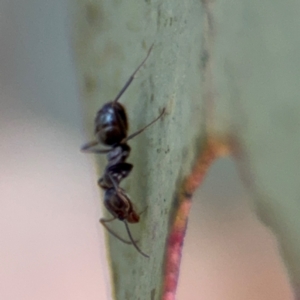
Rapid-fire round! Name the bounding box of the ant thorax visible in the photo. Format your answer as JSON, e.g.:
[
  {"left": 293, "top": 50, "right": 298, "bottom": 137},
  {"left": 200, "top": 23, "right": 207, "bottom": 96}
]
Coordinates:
[
  {"left": 98, "top": 162, "right": 133, "bottom": 190},
  {"left": 106, "top": 143, "right": 131, "bottom": 165}
]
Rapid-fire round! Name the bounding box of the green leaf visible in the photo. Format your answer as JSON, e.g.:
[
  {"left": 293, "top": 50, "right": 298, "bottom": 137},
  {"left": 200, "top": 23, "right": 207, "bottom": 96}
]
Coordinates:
[{"left": 72, "top": 0, "right": 300, "bottom": 298}]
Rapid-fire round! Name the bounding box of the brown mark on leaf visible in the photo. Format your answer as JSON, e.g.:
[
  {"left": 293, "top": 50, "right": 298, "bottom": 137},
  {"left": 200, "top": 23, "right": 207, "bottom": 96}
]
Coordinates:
[
  {"left": 151, "top": 288, "right": 156, "bottom": 300},
  {"left": 85, "top": 2, "right": 104, "bottom": 28},
  {"left": 84, "top": 74, "right": 97, "bottom": 95}
]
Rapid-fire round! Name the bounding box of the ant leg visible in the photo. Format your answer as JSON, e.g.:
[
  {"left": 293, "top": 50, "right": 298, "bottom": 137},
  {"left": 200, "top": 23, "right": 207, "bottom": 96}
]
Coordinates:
[
  {"left": 100, "top": 217, "right": 133, "bottom": 245},
  {"left": 124, "top": 221, "right": 149, "bottom": 258},
  {"left": 113, "top": 44, "right": 154, "bottom": 103},
  {"left": 81, "top": 140, "right": 111, "bottom": 154},
  {"left": 123, "top": 107, "right": 165, "bottom": 143}
]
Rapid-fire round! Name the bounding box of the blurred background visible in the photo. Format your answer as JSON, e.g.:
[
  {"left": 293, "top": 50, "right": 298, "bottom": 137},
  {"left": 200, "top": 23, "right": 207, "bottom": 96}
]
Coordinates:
[{"left": 0, "top": 0, "right": 294, "bottom": 299}]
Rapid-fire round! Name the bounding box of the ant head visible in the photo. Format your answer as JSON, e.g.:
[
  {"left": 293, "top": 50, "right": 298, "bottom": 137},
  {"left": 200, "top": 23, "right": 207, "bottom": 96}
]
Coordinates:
[{"left": 127, "top": 210, "right": 140, "bottom": 223}]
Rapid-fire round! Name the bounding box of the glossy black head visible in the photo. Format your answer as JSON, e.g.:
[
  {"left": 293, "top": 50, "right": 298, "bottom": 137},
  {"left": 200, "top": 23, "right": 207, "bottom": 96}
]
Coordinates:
[{"left": 95, "top": 102, "right": 128, "bottom": 146}]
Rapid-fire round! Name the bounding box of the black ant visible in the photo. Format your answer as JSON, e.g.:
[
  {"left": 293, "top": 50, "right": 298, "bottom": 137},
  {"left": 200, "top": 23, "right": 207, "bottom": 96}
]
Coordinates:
[{"left": 81, "top": 44, "right": 165, "bottom": 257}]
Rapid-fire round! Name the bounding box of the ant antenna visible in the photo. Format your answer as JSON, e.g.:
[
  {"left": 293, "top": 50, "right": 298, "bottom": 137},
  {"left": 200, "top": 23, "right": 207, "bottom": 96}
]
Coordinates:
[
  {"left": 100, "top": 217, "right": 133, "bottom": 245},
  {"left": 124, "top": 221, "right": 149, "bottom": 258},
  {"left": 113, "top": 44, "right": 154, "bottom": 104}
]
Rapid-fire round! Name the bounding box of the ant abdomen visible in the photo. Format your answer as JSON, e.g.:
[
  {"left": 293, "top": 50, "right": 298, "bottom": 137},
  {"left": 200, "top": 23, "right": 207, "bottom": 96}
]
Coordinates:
[{"left": 95, "top": 102, "right": 128, "bottom": 146}]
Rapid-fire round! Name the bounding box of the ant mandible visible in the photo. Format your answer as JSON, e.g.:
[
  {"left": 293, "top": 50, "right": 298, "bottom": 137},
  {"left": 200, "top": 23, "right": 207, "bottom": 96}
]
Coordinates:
[{"left": 81, "top": 44, "right": 165, "bottom": 257}]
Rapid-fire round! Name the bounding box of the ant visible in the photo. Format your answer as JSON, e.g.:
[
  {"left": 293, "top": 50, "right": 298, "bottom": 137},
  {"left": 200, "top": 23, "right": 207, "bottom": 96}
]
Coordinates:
[{"left": 81, "top": 44, "right": 165, "bottom": 258}]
